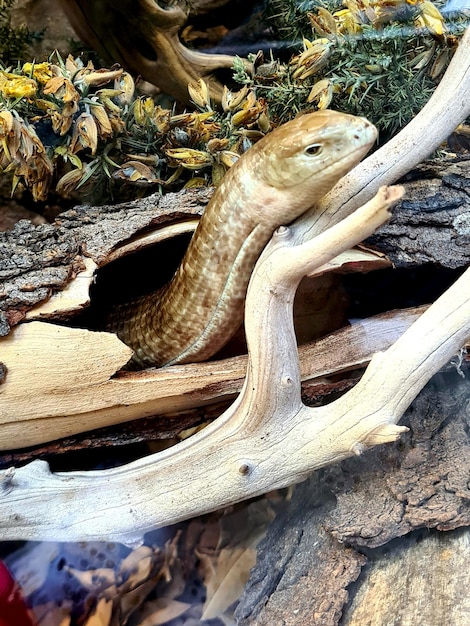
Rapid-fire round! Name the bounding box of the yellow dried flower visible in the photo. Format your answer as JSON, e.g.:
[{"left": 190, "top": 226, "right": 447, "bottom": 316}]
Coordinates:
[
  {"left": 153, "top": 105, "right": 171, "bottom": 133},
  {"left": 333, "top": 8, "right": 362, "bottom": 34},
  {"left": 218, "top": 150, "right": 239, "bottom": 169},
  {"left": 114, "top": 160, "right": 158, "bottom": 183},
  {"left": 308, "top": 9, "right": 337, "bottom": 37},
  {"left": 0, "top": 110, "right": 14, "bottom": 136},
  {"left": 22, "top": 62, "right": 54, "bottom": 84},
  {"left": 184, "top": 177, "right": 207, "bottom": 189},
  {"left": 291, "top": 38, "right": 333, "bottom": 80},
  {"left": 221, "top": 85, "right": 249, "bottom": 112},
  {"left": 96, "top": 88, "right": 122, "bottom": 113},
  {"left": 0, "top": 72, "right": 37, "bottom": 99},
  {"left": 165, "top": 147, "right": 213, "bottom": 170},
  {"left": 211, "top": 162, "right": 225, "bottom": 186},
  {"left": 80, "top": 68, "right": 123, "bottom": 87},
  {"left": 34, "top": 98, "right": 59, "bottom": 113},
  {"left": 114, "top": 72, "right": 135, "bottom": 106},
  {"left": 56, "top": 168, "right": 85, "bottom": 196},
  {"left": 8, "top": 118, "right": 54, "bottom": 201},
  {"left": 188, "top": 79, "right": 211, "bottom": 109},
  {"left": 206, "top": 137, "right": 230, "bottom": 153},
  {"left": 43, "top": 76, "right": 80, "bottom": 103},
  {"left": 133, "top": 98, "right": 147, "bottom": 126},
  {"left": 416, "top": 0, "right": 445, "bottom": 36},
  {"left": 90, "top": 103, "right": 113, "bottom": 139},
  {"left": 0, "top": 110, "right": 19, "bottom": 162},
  {"left": 49, "top": 100, "right": 78, "bottom": 136},
  {"left": 230, "top": 91, "right": 266, "bottom": 127},
  {"left": 307, "top": 78, "right": 334, "bottom": 109}
]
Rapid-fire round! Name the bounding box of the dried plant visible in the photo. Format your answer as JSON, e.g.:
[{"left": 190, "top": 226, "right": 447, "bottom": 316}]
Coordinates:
[
  {"left": 0, "top": 55, "right": 272, "bottom": 203},
  {"left": 250, "top": 0, "right": 469, "bottom": 137}
]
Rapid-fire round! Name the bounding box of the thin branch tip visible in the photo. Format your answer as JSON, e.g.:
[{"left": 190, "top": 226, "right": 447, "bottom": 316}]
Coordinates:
[{"left": 364, "top": 423, "right": 410, "bottom": 446}]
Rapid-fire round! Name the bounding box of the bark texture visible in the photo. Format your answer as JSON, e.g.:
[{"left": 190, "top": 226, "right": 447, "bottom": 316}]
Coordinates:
[
  {"left": 237, "top": 367, "right": 470, "bottom": 625},
  {"left": 0, "top": 159, "right": 469, "bottom": 336}
]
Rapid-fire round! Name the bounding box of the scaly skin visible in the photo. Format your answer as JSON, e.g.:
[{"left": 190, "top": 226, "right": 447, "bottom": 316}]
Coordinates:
[{"left": 107, "top": 110, "right": 377, "bottom": 368}]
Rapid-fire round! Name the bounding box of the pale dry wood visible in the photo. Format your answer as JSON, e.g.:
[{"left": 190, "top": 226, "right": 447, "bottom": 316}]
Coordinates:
[
  {"left": 0, "top": 303, "right": 422, "bottom": 450},
  {"left": 58, "top": 0, "right": 251, "bottom": 104},
  {"left": 2, "top": 185, "right": 464, "bottom": 543},
  {"left": 24, "top": 257, "right": 98, "bottom": 320}
]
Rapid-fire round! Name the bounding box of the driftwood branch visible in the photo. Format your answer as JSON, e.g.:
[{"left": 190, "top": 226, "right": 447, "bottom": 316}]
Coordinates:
[
  {"left": 0, "top": 187, "right": 398, "bottom": 541},
  {"left": 2, "top": 185, "right": 469, "bottom": 543}
]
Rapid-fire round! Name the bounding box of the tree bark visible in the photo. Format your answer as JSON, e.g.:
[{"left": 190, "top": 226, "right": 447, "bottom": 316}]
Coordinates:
[{"left": 236, "top": 367, "right": 470, "bottom": 626}]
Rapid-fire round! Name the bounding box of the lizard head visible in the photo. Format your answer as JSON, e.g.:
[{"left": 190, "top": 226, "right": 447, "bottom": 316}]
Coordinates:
[{"left": 259, "top": 109, "right": 377, "bottom": 196}]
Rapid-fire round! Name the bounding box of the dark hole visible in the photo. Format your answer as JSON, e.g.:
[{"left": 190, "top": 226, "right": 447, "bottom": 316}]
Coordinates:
[
  {"left": 343, "top": 264, "right": 462, "bottom": 318},
  {"left": 134, "top": 38, "right": 158, "bottom": 62},
  {"left": 73, "top": 231, "right": 191, "bottom": 331}
]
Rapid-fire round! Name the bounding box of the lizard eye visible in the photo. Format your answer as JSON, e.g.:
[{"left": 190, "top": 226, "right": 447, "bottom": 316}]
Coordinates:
[{"left": 304, "top": 143, "right": 323, "bottom": 156}]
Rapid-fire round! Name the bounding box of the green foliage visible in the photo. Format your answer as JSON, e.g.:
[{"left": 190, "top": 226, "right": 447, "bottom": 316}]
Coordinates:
[{"left": 265, "top": 0, "right": 322, "bottom": 42}]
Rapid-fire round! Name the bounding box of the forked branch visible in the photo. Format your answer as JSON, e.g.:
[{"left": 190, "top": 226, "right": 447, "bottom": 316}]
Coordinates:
[{"left": 2, "top": 185, "right": 469, "bottom": 543}]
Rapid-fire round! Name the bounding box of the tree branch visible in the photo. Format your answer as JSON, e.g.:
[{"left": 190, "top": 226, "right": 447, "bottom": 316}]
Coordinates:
[{"left": 0, "top": 187, "right": 409, "bottom": 542}]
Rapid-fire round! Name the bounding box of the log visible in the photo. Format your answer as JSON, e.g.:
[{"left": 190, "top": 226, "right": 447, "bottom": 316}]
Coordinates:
[
  {"left": 0, "top": 158, "right": 469, "bottom": 333},
  {"left": 0, "top": 306, "right": 424, "bottom": 451}
]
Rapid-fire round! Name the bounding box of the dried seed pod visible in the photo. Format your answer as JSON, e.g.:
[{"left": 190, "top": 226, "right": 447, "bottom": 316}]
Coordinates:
[
  {"left": 90, "top": 104, "right": 113, "bottom": 139},
  {"left": 43, "top": 76, "right": 80, "bottom": 103},
  {"left": 307, "top": 79, "right": 333, "bottom": 109},
  {"left": 114, "top": 72, "right": 135, "bottom": 106},
  {"left": 188, "top": 79, "right": 211, "bottom": 109},
  {"left": 56, "top": 167, "right": 86, "bottom": 196},
  {"left": 113, "top": 160, "right": 158, "bottom": 183},
  {"left": 165, "top": 147, "right": 213, "bottom": 170},
  {"left": 417, "top": 0, "right": 446, "bottom": 36},
  {"left": 291, "top": 39, "right": 333, "bottom": 81},
  {"left": 70, "top": 113, "right": 98, "bottom": 155}
]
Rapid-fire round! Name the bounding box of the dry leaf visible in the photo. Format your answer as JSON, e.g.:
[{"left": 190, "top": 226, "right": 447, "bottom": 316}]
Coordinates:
[
  {"left": 200, "top": 543, "right": 258, "bottom": 620},
  {"left": 135, "top": 597, "right": 191, "bottom": 625},
  {"left": 120, "top": 574, "right": 160, "bottom": 621}
]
